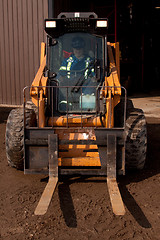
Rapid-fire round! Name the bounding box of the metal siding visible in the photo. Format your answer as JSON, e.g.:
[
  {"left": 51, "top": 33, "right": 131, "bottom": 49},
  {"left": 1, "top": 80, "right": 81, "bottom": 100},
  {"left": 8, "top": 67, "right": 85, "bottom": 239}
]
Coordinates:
[
  {"left": 27, "top": 0, "right": 34, "bottom": 87},
  {"left": 3, "top": 0, "right": 11, "bottom": 104},
  {"left": 8, "top": 0, "right": 16, "bottom": 104},
  {"left": 0, "top": 0, "right": 48, "bottom": 105},
  {"left": 33, "top": 0, "right": 40, "bottom": 76},
  {"left": 38, "top": 0, "right": 45, "bottom": 61},
  {"left": 0, "top": 0, "right": 7, "bottom": 104},
  {"left": 22, "top": 0, "right": 29, "bottom": 88},
  {"left": 17, "top": 0, "right": 24, "bottom": 104}
]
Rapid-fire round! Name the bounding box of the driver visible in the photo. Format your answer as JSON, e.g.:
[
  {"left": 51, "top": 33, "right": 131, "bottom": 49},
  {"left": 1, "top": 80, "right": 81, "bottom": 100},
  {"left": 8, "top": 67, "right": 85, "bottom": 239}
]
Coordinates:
[{"left": 59, "top": 36, "right": 95, "bottom": 80}]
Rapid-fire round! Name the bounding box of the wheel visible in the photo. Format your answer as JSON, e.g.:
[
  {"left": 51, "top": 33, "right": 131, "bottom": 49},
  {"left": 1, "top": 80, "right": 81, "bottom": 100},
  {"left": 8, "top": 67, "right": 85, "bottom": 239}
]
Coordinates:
[
  {"left": 25, "top": 100, "right": 38, "bottom": 114},
  {"left": 125, "top": 108, "right": 147, "bottom": 170},
  {"left": 5, "top": 108, "right": 36, "bottom": 170},
  {"left": 114, "top": 98, "right": 134, "bottom": 127}
]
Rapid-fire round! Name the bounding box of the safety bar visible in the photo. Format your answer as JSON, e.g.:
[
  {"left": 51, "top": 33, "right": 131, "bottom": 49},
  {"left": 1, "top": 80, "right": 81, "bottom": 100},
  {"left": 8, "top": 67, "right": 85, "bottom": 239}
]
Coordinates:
[{"left": 23, "top": 85, "right": 127, "bottom": 129}]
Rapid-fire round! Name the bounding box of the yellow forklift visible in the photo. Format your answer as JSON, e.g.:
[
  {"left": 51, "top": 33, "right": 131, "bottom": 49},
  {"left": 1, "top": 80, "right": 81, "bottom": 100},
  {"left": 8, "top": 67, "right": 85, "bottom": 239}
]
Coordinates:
[{"left": 5, "top": 12, "right": 147, "bottom": 216}]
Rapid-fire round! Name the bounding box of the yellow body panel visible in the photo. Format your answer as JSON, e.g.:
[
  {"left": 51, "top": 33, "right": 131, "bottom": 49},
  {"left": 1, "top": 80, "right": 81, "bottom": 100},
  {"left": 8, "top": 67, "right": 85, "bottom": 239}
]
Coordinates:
[
  {"left": 54, "top": 129, "right": 100, "bottom": 167},
  {"left": 58, "top": 157, "right": 101, "bottom": 167},
  {"left": 48, "top": 116, "right": 104, "bottom": 127}
]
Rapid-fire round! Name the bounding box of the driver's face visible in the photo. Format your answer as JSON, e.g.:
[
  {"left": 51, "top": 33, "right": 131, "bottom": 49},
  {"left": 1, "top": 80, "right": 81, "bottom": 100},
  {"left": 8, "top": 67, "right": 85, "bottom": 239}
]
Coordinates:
[{"left": 73, "top": 48, "right": 84, "bottom": 59}]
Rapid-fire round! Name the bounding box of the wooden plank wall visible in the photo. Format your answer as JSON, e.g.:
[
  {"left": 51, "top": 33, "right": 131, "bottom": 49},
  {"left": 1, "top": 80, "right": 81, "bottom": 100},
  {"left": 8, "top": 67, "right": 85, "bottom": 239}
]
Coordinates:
[{"left": 0, "top": 0, "right": 48, "bottom": 105}]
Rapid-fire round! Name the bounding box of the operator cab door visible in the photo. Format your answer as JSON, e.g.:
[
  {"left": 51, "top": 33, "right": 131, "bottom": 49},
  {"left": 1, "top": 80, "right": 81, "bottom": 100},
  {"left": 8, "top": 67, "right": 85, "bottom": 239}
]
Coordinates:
[{"left": 49, "top": 32, "right": 104, "bottom": 114}]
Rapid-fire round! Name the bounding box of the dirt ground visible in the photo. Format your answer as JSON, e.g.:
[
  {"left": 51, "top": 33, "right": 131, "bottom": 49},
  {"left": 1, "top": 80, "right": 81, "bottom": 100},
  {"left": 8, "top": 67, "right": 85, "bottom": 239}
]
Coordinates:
[{"left": 0, "top": 93, "right": 160, "bottom": 240}]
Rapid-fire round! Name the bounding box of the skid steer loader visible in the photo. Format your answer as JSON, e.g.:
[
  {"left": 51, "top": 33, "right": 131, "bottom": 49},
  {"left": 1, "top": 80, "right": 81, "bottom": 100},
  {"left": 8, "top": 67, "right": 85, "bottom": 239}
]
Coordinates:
[{"left": 5, "top": 12, "right": 147, "bottom": 216}]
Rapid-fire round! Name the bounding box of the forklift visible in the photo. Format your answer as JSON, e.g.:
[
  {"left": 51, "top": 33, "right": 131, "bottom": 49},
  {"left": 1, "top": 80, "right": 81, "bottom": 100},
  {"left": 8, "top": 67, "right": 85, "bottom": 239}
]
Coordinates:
[{"left": 6, "top": 12, "right": 147, "bottom": 216}]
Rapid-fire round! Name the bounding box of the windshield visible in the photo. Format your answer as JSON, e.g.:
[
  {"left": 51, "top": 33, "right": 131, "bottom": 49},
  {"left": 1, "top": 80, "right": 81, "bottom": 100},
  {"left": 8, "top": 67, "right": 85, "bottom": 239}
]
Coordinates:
[{"left": 49, "top": 33, "right": 104, "bottom": 113}]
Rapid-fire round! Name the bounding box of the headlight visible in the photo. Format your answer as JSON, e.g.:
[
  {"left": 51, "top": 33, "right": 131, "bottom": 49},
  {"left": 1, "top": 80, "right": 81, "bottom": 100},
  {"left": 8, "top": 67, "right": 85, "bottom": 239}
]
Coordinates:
[
  {"left": 96, "top": 20, "right": 108, "bottom": 28},
  {"left": 46, "top": 21, "right": 56, "bottom": 28}
]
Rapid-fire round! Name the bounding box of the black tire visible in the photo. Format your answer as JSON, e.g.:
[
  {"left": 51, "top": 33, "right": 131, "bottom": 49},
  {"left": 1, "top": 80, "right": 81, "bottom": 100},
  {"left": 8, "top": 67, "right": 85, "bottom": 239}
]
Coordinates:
[
  {"left": 25, "top": 100, "right": 38, "bottom": 115},
  {"left": 5, "top": 108, "right": 36, "bottom": 170},
  {"left": 114, "top": 98, "right": 134, "bottom": 127},
  {"left": 125, "top": 108, "right": 147, "bottom": 170}
]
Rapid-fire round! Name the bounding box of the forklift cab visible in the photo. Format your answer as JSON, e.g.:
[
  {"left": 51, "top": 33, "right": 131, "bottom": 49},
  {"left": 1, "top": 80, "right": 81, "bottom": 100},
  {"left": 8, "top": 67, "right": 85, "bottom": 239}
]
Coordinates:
[{"left": 45, "top": 13, "right": 108, "bottom": 114}]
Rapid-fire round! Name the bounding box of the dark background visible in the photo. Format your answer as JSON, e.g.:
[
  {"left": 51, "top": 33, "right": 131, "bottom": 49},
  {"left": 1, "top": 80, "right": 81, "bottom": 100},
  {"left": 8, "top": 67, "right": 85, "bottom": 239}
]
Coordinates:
[{"left": 49, "top": 0, "right": 160, "bottom": 94}]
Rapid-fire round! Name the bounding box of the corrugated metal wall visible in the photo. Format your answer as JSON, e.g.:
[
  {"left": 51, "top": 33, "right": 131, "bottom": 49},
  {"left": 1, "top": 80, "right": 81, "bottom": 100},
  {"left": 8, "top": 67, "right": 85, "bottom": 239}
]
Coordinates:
[{"left": 0, "top": 0, "right": 48, "bottom": 105}]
